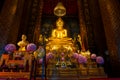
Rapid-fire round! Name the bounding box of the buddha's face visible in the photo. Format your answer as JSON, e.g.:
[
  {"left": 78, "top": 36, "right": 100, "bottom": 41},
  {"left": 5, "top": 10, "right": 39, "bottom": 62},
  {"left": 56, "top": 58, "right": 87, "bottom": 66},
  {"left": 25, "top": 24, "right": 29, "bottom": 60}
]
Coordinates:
[
  {"left": 22, "top": 35, "right": 27, "bottom": 41},
  {"left": 56, "top": 18, "right": 64, "bottom": 30}
]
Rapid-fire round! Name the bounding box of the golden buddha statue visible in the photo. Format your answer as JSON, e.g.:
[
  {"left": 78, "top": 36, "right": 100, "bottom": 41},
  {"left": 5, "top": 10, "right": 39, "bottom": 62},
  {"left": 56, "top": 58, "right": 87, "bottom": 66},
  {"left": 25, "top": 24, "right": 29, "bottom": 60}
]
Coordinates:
[
  {"left": 77, "top": 34, "right": 82, "bottom": 49},
  {"left": 17, "top": 34, "right": 29, "bottom": 51},
  {"left": 51, "top": 17, "right": 67, "bottom": 38},
  {"left": 46, "top": 18, "right": 73, "bottom": 51},
  {"left": 44, "top": 1, "right": 75, "bottom": 51}
]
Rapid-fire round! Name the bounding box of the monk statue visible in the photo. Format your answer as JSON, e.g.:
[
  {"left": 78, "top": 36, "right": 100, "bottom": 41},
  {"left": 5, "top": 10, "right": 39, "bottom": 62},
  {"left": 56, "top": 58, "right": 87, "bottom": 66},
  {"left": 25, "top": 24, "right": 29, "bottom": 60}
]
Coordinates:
[
  {"left": 51, "top": 17, "right": 67, "bottom": 39},
  {"left": 17, "top": 34, "right": 29, "bottom": 51}
]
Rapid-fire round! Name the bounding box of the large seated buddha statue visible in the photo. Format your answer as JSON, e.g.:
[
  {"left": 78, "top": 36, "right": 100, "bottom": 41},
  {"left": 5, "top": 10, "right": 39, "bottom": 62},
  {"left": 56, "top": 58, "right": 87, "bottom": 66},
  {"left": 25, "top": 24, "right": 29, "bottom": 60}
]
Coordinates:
[
  {"left": 51, "top": 17, "right": 67, "bottom": 38},
  {"left": 49, "top": 18, "right": 71, "bottom": 40},
  {"left": 46, "top": 18, "right": 73, "bottom": 51}
]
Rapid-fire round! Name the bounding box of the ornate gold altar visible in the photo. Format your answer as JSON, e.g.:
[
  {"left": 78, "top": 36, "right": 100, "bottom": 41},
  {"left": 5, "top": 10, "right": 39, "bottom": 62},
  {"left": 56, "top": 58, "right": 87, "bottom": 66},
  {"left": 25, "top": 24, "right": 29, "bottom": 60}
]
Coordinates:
[{"left": 45, "top": 2, "right": 107, "bottom": 80}]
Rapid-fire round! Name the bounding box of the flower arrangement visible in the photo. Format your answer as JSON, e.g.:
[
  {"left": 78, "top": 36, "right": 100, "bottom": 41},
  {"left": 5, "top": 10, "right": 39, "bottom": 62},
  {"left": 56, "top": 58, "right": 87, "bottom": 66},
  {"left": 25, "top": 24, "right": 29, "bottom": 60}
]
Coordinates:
[
  {"left": 5, "top": 44, "right": 16, "bottom": 53},
  {"left": 72, "top": 53, "right": 79, "bottom": 59},
  {"left": 39, "top": 58, "right": 43, "bottom": 64},
  {"left": 91, "top": 54, "right": 97, "bottom": 59},
  {"left": 61, "top": 57, "right": 65, "bottom": 61},
  {"left": 45, "top": 52, "right": 54, "bottom": 64},
  {"left": 96, "top": 56, "right": 104, "bottom": 64},
  {"left": 78, "top": 54, "right": 87, "bottom": 64},
  {"left": 26, "top": 43, "right": 37, "bottom": 51},
  {"left": 61, "top": 52, "right": 64, "bottom": 56},
  {"left": 47, "top": 52, "right": 53, "bottom": 59}
]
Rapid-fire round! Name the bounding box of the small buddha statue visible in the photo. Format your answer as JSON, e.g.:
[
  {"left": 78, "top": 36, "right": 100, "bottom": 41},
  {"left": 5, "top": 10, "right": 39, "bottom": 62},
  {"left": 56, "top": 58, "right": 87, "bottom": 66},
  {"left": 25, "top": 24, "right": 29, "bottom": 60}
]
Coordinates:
[
  {"left": 39, "top": 34, "right": 43, "bottom": 42},
  {"left": 17, "top": 34, "right": 29, "bottom": 51},
  {"left": 77, "top": 35, "right": 82, "bottom": 48},
  {"left": 51, "top": 17, "right": 67, "bottom": 38}
]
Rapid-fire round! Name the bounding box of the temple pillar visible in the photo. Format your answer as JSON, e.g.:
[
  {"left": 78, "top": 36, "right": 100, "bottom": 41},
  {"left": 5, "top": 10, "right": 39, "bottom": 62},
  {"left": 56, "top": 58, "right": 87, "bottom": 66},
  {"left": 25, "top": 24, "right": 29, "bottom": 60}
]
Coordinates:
[
  {"left": 99, "top": 0, "right": 120, "bottom": 77},
  {"left": 77, "top": 0, "right": 88, "bottom": 51}
]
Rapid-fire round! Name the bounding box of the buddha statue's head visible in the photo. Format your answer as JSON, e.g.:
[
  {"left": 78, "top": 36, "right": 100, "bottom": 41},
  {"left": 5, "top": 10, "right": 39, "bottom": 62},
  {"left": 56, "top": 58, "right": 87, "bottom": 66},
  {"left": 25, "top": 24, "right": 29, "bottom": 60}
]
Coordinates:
[
  {"left": 21, "top": 34, "right": 27, "bottom": 41},
  {"left": 56, "top": 18, "right": 64, "bottom": 30}
]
